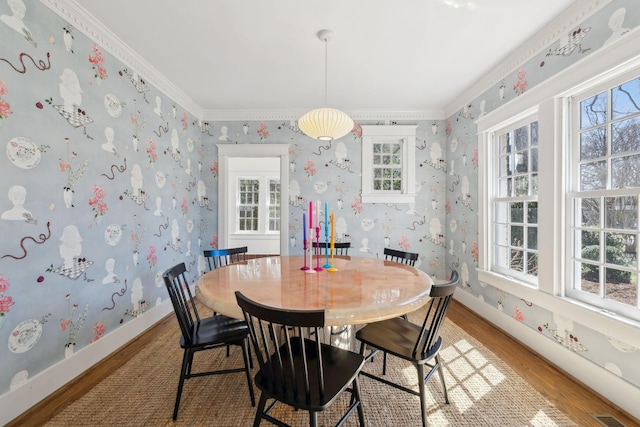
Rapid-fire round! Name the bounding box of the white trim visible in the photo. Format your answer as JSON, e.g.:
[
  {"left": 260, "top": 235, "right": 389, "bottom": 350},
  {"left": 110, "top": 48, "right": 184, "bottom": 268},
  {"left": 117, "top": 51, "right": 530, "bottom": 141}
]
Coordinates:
[
  {"left": 202, "top": 110, "right": 445, "bottom": 122},
  {"left": 454, "top": 290, "right": 640, "bottom": 421},
  {"left": 0, "top": 298, "right": 174, "bottom": 425},
  {"left": 217, "top": 144, "right": 289, "bottom": 255}
]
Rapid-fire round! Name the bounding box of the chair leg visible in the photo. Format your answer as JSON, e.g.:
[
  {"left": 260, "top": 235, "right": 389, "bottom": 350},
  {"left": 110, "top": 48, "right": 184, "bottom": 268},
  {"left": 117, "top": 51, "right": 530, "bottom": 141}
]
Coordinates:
[
  {"left": 417, "top": 364, "right": 428, "bottom": 427},
  {"left": 435, "top": 354, "right": 449, "bottom": 404},
  {"left": 242, "top": 338, "right": 256, "bottom": 406},
  {"left": 173, "top": 349, "right": 192, "bottom": 420},
  {"left": 253, "top": 393, "right": 268, "bottom": 427},
  {"left": 353, "top": 377, "right": 365, "bottom": 427},
  {"left": 310, "top": 410, "right": 318, "bottom": 427},
  {"left": 383, "top": 352, "right": 388, "bottom": 375}
]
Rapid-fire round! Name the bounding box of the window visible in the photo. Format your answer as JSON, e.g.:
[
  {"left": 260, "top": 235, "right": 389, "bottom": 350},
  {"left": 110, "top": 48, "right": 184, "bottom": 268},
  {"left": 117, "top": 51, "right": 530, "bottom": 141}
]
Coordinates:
[
  {"left": 238, "top": 179, "right": 259, "bottom": 231},
  {"left": 492, "top": 117, "right": 540, "bottom": 284},
  {"left": 269, "top": 179, "right": 281, "bottom": 232},
  {"left": 567, "top": 72, "right": 640, "bottom": 319},
  {"left": 361, "top": 125, "right": 417, "bottom": 203},
  {"left": 236, "top": 176, "right": 280, "bottom": 233}
]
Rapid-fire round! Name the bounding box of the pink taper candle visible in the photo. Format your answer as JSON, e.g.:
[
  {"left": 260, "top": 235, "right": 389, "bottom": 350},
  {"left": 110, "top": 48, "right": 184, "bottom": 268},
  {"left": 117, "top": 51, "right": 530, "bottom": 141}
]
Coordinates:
[{"left": 309, "top": 201, "right": 313, "bottom": 229}]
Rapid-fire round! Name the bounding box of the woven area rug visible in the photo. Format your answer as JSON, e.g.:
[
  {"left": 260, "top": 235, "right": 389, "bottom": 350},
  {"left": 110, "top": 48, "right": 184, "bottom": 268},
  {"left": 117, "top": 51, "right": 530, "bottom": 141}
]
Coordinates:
[{"left": 45, "top": 306, "right": 576, "bottom": 426}]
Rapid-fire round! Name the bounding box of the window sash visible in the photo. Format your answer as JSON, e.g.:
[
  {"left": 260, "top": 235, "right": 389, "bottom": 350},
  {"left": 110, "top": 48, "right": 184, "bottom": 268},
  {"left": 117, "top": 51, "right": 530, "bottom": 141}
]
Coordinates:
[
  {"left": 567, "top": 73, "right": 640, "bottom": 318},
  {"left": 491, "top": 118, "right": 540, "bottom": 283}
]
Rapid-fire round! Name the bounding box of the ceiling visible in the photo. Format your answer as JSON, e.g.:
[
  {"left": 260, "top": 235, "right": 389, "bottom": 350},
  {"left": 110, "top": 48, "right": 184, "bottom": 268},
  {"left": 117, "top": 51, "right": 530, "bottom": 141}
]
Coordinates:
[{"left": 75, "top": 0, "right": 576, "bottom": 119}]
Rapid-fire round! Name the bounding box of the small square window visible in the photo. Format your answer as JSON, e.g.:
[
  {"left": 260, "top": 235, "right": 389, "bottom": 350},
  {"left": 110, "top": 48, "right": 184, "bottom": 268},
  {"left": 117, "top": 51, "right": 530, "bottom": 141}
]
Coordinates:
[{"left": 361, "top": 125, "right": 417, "bottom": 204}]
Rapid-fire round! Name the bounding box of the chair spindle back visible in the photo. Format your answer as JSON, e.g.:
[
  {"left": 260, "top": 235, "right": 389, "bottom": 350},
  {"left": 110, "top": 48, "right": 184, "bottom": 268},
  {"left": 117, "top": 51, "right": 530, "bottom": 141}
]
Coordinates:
[
  {"left": 413, "top": 271, "right": 459, "bottom": 359},
  {"left": 163, "top": 262, "right": 199, "bottom": 344},
  {"left": 235, "top": 291, "right": 326, "bottom": 405},
  {"left": 204, "top": 246, "right": 248, "bottom": 271}
]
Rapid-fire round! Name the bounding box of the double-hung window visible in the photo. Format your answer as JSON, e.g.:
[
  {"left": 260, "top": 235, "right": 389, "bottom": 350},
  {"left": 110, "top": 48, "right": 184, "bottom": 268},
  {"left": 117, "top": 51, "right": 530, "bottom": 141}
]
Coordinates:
[
  {"left": 237, "top": 177, "right": 280, "bottom": 233},
  {"left": 567, "top": 71, "right": 640, "bottom": 320},
  {"left": 491, "top": 117, "right": 539, "bottom": 285}
]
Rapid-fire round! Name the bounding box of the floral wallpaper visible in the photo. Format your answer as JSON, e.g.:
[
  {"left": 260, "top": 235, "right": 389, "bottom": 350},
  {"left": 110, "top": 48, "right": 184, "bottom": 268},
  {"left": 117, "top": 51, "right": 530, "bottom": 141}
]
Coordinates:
[{"left": 0, "top": 0, "right": 639, "bottom": 418}]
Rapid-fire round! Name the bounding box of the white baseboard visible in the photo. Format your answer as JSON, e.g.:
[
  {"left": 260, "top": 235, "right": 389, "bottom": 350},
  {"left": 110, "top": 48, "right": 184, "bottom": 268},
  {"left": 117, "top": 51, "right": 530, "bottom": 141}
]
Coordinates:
[
  {"left": 454, "top": 291, "right": 640, "bottom": 421},
  {"left": 0, "top": 298, "right": 173, "bottom": 425}
]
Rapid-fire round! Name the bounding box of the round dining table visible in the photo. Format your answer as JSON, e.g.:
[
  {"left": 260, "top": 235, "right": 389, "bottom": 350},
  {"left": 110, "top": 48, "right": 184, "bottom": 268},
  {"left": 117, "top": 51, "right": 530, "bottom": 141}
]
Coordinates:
[{"left": 196, "top": 255, "right": 434, "bottom": 327}]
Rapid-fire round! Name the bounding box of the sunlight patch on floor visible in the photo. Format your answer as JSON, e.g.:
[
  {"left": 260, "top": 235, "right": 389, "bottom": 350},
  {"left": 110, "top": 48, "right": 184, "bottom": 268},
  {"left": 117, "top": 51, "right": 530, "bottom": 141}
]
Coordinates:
[
  {"left": 429, "top": 409, "right": 452, "bottom": 426},
  {"left": 480, "top": 363, "right": 506, "bottom": 385},
  {"left": 530, "top": 409, "right": 562, "bottom": 426},
  {"left": 449, "top": 384, "right": 476, "bottom": 412},
  {"left": 442, "top": 338, "right": 507, "bottom": 412}
]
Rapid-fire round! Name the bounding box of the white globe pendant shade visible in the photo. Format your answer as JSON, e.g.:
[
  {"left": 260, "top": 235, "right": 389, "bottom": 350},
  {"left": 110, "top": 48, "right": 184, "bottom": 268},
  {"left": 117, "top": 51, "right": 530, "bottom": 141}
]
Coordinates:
[{"left": 298, "top": 107, "right": 354, "bottom": 141}]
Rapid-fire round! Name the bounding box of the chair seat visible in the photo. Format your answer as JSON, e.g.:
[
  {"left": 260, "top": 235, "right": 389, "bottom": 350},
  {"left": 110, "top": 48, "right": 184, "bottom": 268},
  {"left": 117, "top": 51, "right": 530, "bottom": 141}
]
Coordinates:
[
  {"left": 356, "top": 317, "right": 441, "bottom": 362},
  {"left": 180, "top": 314, "right": 249, "bottom": 348},
  {"left": 254, "top": 336, "right": 365, "bottom": 411}
]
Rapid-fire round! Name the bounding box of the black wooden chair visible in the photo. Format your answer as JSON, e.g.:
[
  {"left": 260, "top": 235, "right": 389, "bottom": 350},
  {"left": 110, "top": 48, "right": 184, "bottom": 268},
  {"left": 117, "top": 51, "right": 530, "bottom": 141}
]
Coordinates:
[
  {"left": 312, "top": 241, "right": 351, "bottom": 255},
  {"left": 383, "top": 247, "right": 419, "bottom": 266},
  {"left": 162, "top": 263, "right": 255, "bottom": 420},
  {"left": 203, "top": 246, "right": 248, "bottom": 270},
  {"left": 355, "top": 271, "right": 459, "bottom": 427},
  {"left": 203, "top": 246, "right": 249, "bottom": 356},
  {"left": 235, "top": 291, "right": 366, "bottom": 427}
]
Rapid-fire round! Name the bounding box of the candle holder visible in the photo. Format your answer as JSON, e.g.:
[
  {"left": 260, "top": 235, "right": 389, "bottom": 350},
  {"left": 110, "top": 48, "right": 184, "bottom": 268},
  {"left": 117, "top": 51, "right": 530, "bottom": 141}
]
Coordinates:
[
  {"left": 328, "top": 241, "right": 338, "bottom": 272},
  {"left": 305, "top": 233, "right": 316, "bottom": 274},
  {"left": 314, "top": 227, "right": 323, "bottom": 271},
  {"left": 323, "top": 221, "right": 331, "bottom": 268},
  {"left": 300, "top": 238, "right": 309, "bottom": 271}
]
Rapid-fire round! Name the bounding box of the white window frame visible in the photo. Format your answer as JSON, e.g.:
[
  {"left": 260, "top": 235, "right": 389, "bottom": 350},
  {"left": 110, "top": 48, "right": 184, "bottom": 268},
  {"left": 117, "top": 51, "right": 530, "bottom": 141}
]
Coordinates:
[
  {"left": 268, "top": 178, "right": 281, "bottom": 232},
  {"left": 361, "top": 125, "right": 417, "bottom": 204},
  {"left": 489, "top": 114, "right": 540, "bottom": 286}
]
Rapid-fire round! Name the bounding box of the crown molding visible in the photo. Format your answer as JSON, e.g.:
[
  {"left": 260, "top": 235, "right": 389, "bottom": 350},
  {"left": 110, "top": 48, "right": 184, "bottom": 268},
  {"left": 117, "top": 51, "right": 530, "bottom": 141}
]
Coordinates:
[
  {"left": 40, "top": 0, "right": 203, "bottom": 118},
  {"left": 443, "top": 0, "right": 612, "bottom": 118},
  {"left": 201, "top": 110, "right": 445, "bottom": 122}
]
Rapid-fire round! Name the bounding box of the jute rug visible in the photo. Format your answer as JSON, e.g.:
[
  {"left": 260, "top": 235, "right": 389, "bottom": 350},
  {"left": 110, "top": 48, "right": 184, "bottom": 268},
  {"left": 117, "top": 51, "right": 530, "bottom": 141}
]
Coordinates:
[{"left": 45, "top": 305, "right": 576, "bottom": 426}]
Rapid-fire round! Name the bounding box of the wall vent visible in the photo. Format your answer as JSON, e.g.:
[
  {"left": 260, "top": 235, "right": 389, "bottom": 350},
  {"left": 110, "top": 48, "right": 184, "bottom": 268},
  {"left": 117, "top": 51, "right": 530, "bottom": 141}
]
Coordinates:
[{"left": 591, "top": 414, "right": 626, "bottom": 427}]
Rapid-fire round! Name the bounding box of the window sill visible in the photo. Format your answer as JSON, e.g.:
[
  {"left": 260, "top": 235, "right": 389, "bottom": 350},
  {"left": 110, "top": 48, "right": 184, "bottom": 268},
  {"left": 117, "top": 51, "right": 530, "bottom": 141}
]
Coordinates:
[
  {"left": 477, "top": 268, "right": 640, "bottom": 349},
  {"left": 361, "top": 193, "right": 416, "bottom": 204}
]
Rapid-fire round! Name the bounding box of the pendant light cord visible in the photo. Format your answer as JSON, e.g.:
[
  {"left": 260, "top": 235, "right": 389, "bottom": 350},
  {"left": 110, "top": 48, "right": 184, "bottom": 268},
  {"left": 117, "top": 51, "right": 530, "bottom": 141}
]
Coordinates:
[{"left": 324, "top": 37, "right": 328, "bottom": 107}]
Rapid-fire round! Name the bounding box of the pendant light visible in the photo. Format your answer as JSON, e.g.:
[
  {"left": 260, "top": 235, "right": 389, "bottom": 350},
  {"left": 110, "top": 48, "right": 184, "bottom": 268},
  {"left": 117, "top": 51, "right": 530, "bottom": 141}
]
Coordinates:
[{"left": 298, "top": 29, "right": 354, "bottom": 141}]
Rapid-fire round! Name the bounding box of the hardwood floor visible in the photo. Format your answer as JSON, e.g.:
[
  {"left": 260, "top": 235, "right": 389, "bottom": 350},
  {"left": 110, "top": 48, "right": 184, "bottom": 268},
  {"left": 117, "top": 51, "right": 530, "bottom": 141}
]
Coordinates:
[{"left": 7, "top": 300, "right": 640, "bottom": 427}]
